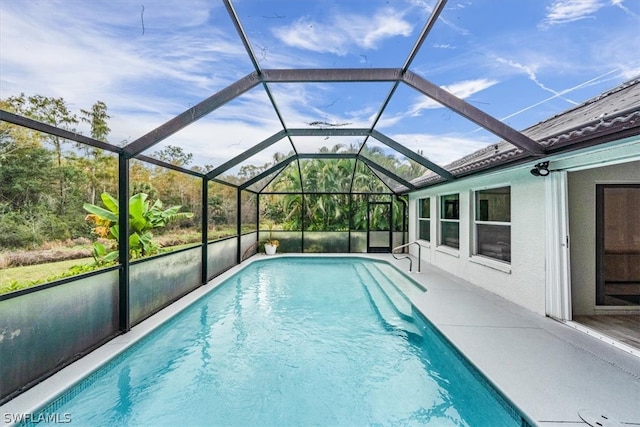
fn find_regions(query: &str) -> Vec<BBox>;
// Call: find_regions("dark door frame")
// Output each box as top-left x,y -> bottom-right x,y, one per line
367,200 -> 392,253
595,183 -> 640,306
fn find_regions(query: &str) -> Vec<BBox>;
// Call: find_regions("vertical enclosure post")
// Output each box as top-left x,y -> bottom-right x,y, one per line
236,188 -> 242,263
301,193 -> 306,253
255,191 -> 260,256
348,194 -> 352,253
118,154 -> 130,332
389,195 -> 394,250
397,196 -> 408,247
201,177 -> 208,284
366,195 -> 370,252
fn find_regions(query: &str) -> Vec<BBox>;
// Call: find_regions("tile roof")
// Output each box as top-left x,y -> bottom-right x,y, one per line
413,78 -> 640,187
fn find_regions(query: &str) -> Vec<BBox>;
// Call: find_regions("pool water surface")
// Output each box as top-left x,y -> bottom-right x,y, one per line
29,257 -> 521,426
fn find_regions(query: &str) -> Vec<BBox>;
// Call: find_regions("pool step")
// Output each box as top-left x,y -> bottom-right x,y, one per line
365,264 -> 413,321
354,264 -> 422,338
371,262 -> 426,300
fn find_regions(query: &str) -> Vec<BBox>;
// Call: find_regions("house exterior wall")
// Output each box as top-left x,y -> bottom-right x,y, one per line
408,137 -> 640,317
567,160 -> 640,315
409,167 -> 547,315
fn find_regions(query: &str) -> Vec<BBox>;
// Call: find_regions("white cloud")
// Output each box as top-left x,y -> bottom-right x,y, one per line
432,43 -> 455,49
0,1 -> 253,144
611,0 -> 638,16
268,83 -> 377,129
390,133 -> 490,165
136,90 -> 287,169
542,0 -> 604,26
152,119 -> 286,170
620,64 -> 640,80
359,12 -> 414,48
272,8 -> 413,55
272,19 -> 349,56
3,0 -> 637,174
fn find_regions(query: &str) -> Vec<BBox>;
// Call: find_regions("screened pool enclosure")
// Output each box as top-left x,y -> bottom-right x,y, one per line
2,0 -> 639,404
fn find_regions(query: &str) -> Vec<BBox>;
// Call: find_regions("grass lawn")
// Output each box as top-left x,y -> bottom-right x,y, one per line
0,257 -> 94,289
0,231 -> 243,296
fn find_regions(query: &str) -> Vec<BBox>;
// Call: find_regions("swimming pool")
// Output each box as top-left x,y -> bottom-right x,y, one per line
26,257 -> 523,426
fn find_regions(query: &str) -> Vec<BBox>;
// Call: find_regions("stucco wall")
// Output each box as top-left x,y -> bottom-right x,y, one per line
409,167 -> 547,315
567,160 -> 640,315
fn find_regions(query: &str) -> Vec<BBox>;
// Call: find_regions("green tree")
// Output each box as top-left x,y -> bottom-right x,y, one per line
153,145 -> 193,166
0,112 -> 57,247
80,101 -> 111,142
4,94 -> 80,215
80,100 -> 114,204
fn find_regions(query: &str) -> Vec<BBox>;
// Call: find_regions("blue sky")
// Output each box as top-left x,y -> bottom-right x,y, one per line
1,0 -> 639,174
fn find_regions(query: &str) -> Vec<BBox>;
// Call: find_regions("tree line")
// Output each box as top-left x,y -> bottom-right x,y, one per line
0,95 -> 208,250
1,94 -> 426,251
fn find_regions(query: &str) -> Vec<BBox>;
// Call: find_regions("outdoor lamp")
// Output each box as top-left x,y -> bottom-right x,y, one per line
530,162 -> 550,177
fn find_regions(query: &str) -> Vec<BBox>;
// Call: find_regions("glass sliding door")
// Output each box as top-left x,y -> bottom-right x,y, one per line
596,184 -> 640,306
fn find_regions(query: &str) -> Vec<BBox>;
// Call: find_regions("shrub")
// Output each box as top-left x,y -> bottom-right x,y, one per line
0,215 -> 41,248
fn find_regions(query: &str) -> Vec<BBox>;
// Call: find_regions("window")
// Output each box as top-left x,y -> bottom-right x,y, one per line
418,198 -> 430,241
474,187 -> 511,262
440,194 -> 459,249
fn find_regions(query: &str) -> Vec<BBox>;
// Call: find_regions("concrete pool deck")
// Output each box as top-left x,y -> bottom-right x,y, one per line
2,253 -> 639,426
376,254 -> 640,426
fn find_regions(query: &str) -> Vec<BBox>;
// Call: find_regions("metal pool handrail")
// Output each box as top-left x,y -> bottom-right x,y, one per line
392,241 -> 423,273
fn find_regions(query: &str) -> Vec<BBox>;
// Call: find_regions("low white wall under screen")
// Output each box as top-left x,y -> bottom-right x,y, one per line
409,167 -> 547,315
0,269 -> 119,403
208,238 -> 239,280
240,232 -> 258,260
129,247 -> 202,325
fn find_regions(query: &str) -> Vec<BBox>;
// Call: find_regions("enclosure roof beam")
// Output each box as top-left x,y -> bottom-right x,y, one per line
222,0 -> 261,73
287,128 -> 371,137
123,72 -> 261,157
0,110 -> 122,154
239,151 -> 414,192
358,156 -> 416,191
208,177 -> 239,188
364,0 -> 449,141
402,71 -> 546,156
222,0 -> 296,158
206,130 -> 287,180
260,68 -> 401,83
370,130 -> 455,180
297,153 -> 413,191
287,127 -> 453,181
135,154 -> 204,178
133,154 -> 234,186
401,0 -> 448,71
297,153 -> 357,159
239,155 -> 297,190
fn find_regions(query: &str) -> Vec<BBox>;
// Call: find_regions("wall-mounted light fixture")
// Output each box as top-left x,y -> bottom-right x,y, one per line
530,161 -> 550,177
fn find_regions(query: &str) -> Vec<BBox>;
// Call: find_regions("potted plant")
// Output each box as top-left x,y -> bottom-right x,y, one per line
263,220 -> 279,255
264,239 -> 279,255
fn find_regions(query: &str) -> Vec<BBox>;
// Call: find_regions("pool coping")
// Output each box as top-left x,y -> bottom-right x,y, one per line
380,254 -> 640,427
2,254 -> 640,426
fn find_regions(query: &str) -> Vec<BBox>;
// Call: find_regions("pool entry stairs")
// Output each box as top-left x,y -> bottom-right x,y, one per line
354,262 -> 424,339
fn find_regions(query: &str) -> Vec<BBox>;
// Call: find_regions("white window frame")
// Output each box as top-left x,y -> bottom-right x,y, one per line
417,197 -> 430,242
439,193 -> 460,250
472,185 -> 511,264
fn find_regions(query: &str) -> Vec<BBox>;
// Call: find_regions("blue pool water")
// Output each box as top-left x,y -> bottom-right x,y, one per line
30,257 -> 521,426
